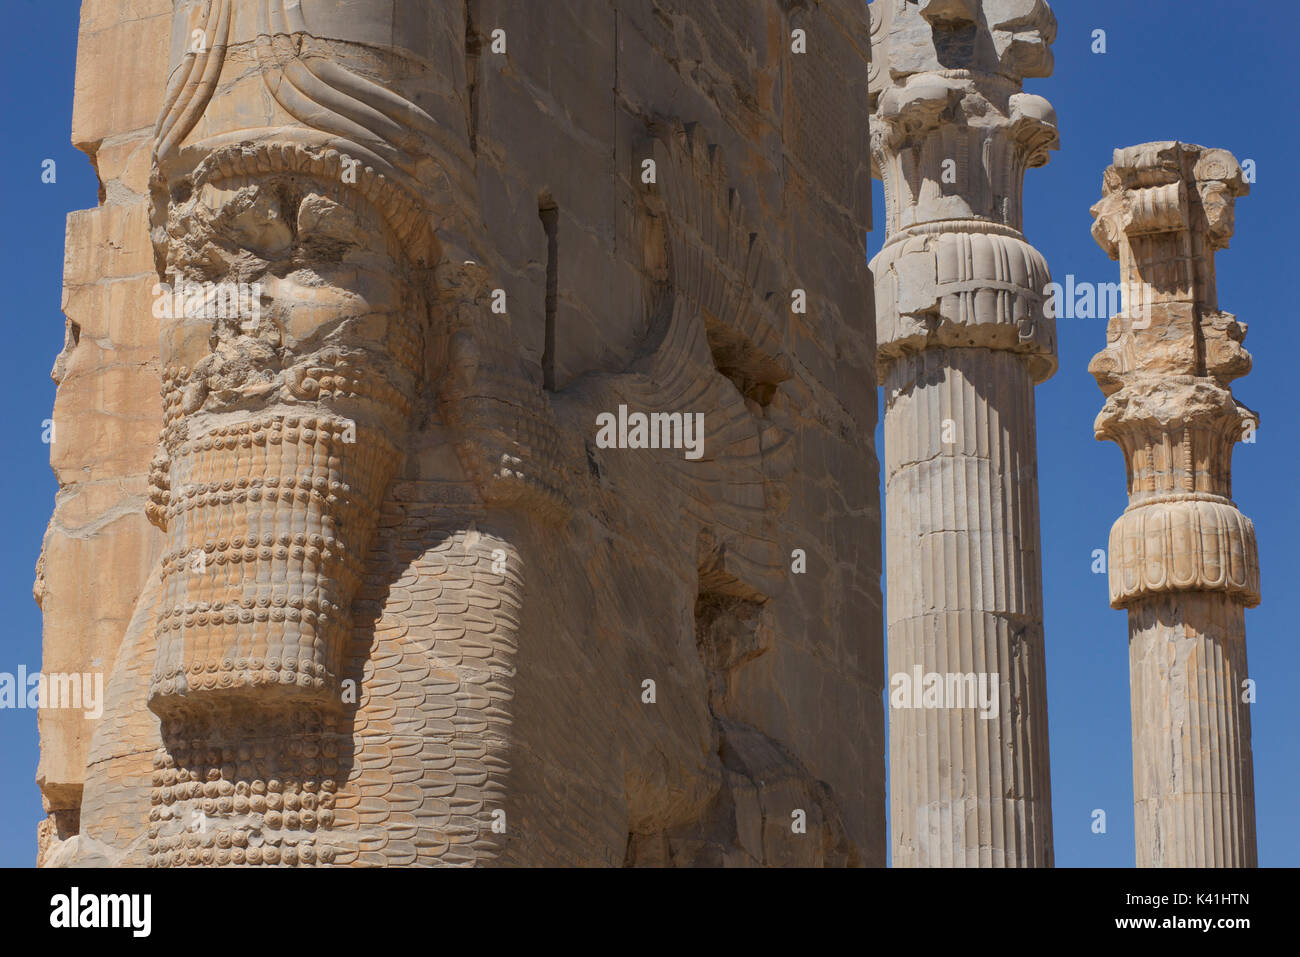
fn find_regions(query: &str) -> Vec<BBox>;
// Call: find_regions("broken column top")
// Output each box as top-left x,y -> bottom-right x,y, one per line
869,0 -> 1057,88
869,0 -> 1059,234
1090,143 -> 1258,598
1089,142 -> 1252,396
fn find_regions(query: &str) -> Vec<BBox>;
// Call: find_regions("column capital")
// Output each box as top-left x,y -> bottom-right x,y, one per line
869,0 -> 1059,234
1089,143 -> 1249,340
869,0 -> 1059,381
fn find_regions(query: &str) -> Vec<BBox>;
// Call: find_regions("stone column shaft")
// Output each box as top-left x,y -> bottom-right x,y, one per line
1129,596 -> 1256,867
884,348 -> 1052,866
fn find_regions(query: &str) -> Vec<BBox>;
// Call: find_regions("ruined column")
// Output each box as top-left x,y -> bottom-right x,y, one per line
1089,142 -> 1259,867
869,0 -> 1058,866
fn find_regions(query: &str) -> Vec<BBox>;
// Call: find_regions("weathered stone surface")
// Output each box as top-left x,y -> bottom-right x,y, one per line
38,0 -> 882,867
1090,141 -> 1259,868
869,0 -> 1058,867
34,0 -> 174,866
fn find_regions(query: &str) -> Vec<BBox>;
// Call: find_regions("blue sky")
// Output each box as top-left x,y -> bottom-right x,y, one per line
0,1 -> 1296,867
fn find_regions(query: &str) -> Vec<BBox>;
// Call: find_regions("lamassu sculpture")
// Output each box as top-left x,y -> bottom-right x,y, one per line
38,0 -> 883,867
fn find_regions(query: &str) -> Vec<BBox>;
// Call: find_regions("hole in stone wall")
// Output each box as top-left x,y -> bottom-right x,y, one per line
539,196 -> 558,391
465,0 -> 482,154
704,316 -> 788,409
929,19 -> 978,69
702,265 -> 789,407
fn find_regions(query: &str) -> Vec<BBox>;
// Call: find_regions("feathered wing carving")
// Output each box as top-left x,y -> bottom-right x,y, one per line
340,510 -> 518,866
614,124 -> 854,864
628,122 -> 796,598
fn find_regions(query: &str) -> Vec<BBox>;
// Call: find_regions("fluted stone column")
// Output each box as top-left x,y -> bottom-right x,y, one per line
869,0 -> 1058,867
1090,142 -> 1259,867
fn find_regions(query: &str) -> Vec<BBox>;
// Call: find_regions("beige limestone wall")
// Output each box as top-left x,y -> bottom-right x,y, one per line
35,0 -> 173,852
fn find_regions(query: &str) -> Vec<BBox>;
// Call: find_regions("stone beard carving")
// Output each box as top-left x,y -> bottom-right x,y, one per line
1090,142 -> 1259,868
150,158 -> 418,713
146,152 -> 426,866
47,0 -> 861,867
869,0 -> 1058,866
137,0 -> 568,867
